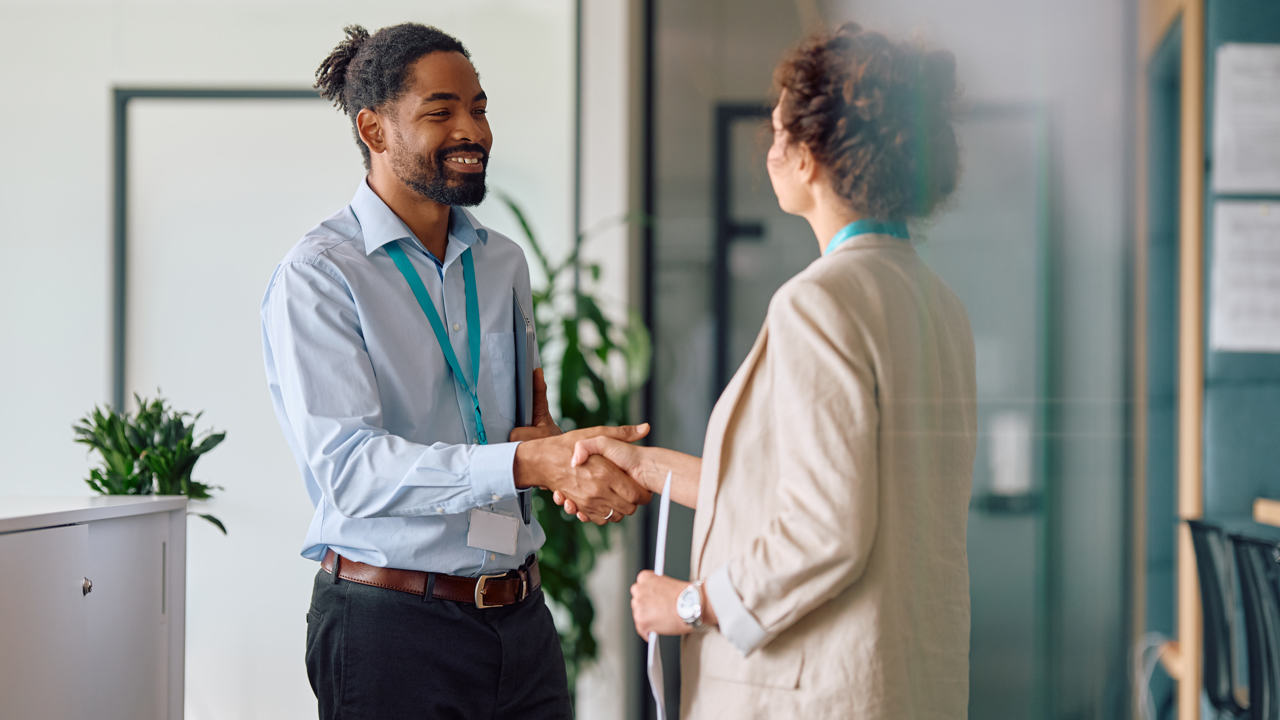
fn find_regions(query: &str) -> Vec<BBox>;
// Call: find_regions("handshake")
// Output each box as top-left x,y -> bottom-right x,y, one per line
508,369 -> 654,525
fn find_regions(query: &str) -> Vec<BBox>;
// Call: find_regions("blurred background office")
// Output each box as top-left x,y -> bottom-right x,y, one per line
1,0 -> 1278,719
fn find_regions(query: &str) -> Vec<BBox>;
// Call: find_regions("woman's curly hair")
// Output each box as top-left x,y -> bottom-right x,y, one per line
774,22 -> 960,220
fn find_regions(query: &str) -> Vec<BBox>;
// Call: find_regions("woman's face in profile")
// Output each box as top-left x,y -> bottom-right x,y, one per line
766,98 -> 808,216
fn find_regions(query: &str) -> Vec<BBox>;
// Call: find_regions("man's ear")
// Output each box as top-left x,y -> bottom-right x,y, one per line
356,108 -> 388,157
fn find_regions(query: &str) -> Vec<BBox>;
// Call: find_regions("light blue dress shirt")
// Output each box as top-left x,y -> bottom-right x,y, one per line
261,179 -> 544,576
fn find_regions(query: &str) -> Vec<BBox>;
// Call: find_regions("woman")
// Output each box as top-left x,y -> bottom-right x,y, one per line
565,23 -> 975,719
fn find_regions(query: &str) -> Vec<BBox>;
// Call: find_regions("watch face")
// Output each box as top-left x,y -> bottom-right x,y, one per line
676,584 -> 701,622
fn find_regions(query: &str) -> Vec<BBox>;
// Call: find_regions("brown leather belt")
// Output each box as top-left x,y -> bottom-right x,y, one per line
321,548 -> 540,608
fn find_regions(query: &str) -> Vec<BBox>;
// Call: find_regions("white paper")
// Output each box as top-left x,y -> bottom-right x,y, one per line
647,472 -> 673,720
1213,43 -> 1280,194
1210,201 -> 1280,352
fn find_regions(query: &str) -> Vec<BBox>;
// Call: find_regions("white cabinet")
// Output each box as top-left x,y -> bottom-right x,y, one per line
0,496 -> 186,720
0,523 -> 89,719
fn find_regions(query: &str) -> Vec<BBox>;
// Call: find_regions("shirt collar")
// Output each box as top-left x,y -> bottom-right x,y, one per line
350,178 -> 489,260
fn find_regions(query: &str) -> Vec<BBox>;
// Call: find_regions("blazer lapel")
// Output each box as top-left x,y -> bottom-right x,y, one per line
690,324 -> 769,577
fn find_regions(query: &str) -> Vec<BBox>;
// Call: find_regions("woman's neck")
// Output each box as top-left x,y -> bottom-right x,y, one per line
806,196 -> 863,255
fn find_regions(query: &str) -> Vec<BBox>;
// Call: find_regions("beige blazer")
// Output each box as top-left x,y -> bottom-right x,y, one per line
680,233 -> 977,719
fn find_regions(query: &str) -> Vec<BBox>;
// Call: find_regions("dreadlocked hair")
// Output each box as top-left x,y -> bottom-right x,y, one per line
315,25 -> 368,113
314,22 -> 471,170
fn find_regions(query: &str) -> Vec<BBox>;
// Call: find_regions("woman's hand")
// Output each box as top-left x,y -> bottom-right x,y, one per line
631,571 -> 696,638
555,429 -> 655,521
513,424 -> 652,524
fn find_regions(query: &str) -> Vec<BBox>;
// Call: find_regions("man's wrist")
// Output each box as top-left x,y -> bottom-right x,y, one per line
513,438 -> 557,491
513,440 -> 536,489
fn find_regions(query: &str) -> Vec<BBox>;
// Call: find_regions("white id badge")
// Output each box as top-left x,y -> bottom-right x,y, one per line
467,508 -> 519,556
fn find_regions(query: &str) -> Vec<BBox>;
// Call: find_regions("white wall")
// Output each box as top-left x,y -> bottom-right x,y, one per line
127,99 -> 363,719
575,0 -> 640,717
0,2 -> 578,718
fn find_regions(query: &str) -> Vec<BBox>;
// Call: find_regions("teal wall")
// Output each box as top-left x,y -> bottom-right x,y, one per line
1202,0 -> 1280,521
1145,3 -> 1280,717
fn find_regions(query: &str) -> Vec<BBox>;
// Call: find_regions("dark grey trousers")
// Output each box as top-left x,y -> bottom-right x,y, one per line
305,568 -> 573,719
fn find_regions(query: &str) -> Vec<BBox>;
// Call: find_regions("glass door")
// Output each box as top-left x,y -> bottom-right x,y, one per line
711,101 -> 1053,720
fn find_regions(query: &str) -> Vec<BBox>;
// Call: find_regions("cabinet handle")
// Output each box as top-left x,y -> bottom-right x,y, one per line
82,577 -> 93,596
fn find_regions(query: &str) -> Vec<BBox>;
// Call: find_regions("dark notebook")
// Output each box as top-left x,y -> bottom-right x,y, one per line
514,289 -> 535,524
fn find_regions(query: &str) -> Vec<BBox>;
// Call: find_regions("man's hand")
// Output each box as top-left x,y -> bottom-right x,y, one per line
508,368 -> 562,442
513,424 -> 652,524
556,435 -> 655,521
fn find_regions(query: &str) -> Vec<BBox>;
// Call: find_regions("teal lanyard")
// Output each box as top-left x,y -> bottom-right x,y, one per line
384,242 -> 488,445
824,219 -> 910,256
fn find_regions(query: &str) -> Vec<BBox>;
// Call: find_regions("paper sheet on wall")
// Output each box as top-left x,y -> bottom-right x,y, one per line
647,472 -> 673,720
1213,43 -> 1280,194
1210,201 -> 1280,352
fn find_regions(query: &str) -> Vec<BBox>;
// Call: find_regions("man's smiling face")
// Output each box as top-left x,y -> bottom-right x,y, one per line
386,51 -> 491,207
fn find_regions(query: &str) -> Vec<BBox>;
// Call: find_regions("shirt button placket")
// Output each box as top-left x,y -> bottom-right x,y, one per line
442,271 -> 476,442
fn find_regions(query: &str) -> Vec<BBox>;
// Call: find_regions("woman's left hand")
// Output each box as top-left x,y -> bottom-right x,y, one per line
631,570 -> 695,638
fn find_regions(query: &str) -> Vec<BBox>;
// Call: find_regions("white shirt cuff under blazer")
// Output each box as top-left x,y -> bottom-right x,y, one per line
705,565 -> 770,655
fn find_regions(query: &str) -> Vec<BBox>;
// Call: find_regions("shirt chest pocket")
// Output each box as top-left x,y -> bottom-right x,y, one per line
485,332 -> 517,422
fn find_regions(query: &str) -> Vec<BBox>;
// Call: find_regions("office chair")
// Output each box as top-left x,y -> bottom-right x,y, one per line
1190,520 -> 1248,717
1231,534 -> 1280,720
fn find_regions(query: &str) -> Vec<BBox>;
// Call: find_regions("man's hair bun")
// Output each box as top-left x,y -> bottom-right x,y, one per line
315,25 -> 370,113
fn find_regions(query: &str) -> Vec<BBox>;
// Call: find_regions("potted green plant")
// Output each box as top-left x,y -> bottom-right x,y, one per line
74,393 -> 227,533
499,194 -> 651,692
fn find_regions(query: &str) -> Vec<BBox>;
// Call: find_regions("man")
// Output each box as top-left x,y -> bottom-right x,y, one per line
261,23 -> 649,719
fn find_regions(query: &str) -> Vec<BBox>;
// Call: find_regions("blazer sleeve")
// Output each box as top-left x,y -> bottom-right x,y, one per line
720,278 -> 880,651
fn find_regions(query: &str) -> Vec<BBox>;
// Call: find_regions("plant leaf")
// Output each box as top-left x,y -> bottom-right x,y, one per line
191,513 -> 227,535
492,193 -> 653,690
194,432 -> 226,455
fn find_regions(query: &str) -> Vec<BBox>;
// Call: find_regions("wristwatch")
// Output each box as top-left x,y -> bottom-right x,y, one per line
676,580 -> 708,631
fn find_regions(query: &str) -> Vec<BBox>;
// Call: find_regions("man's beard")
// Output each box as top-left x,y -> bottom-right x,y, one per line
391,137 -> 489,207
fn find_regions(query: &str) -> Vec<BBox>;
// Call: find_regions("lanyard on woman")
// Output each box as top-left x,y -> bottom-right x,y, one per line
385,242 -> 488,445
824,219 -> 910,256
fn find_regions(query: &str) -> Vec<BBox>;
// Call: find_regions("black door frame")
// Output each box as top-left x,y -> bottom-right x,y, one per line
711,102 -> 771,398
111,87 -> 323,410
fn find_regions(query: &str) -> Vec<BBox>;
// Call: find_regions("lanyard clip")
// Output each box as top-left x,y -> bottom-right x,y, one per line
473,405 -> 488,445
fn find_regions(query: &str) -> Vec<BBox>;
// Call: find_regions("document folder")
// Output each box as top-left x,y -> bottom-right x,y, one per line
647,472 -> 673,720
514,290 -> 535,523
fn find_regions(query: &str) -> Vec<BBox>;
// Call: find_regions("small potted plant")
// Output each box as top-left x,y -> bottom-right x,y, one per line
74,393 -> 227,533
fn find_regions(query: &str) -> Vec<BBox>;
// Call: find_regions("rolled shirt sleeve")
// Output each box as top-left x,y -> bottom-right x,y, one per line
265,258 -> 519,519
705,564 -> 770,655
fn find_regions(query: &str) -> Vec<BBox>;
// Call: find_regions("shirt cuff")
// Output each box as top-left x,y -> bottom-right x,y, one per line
468,441 -> 521,505
705,565 -> 769,656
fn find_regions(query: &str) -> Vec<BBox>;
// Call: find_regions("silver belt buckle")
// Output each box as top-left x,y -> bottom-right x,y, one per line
474,573 -> 504,609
